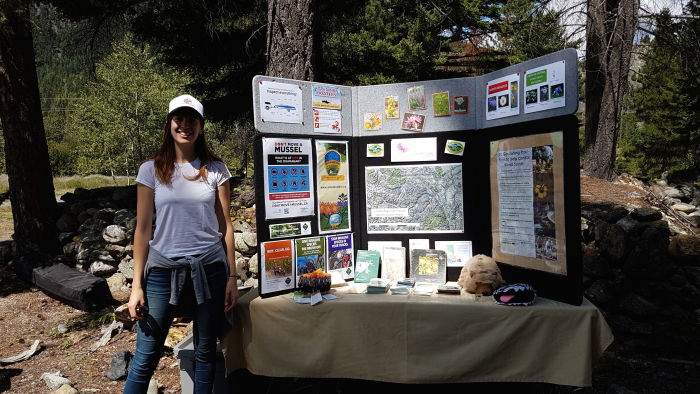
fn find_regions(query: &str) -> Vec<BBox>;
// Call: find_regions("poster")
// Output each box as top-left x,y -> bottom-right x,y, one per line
258,81 -> 303,124
453,95 -> 469,114
354,250 -> 380,283
432,92 -> 450,117
409,239 -> 430,256
485,73 -> 519,121
409,249 -> 447,283
364,113 -> 382,131
316,140 -> 352,234
313,108 -> 342,134
311,84 -> 342,109
366,143 -> 385,157
262,138 -> 314,219
407,85 -> 426,110
490,132 -> 566,275
365,164 -> 464,233
444,140 -> 465,156
390,137 -> 437,162
260,240 -> 295,294
269,221 -> 312,239
295,236 -> 326,285
367,240 -> 403,263
326,233 -> 354,280
381,246 -> 406,282
434,240 -> 472,267
524,61 -> 566,113
401,113 -> 425,132
384,96 -> 399,119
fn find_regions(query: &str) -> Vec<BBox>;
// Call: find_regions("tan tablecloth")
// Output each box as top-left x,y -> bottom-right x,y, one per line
222,287 -> 613,387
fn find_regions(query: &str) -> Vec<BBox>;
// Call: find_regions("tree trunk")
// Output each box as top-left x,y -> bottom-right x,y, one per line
0,0 -> 61,256
266,0 -> 318,80
583,0 -> 640,180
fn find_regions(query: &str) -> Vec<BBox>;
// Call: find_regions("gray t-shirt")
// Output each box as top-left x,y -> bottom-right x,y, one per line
136,158 -> 232,258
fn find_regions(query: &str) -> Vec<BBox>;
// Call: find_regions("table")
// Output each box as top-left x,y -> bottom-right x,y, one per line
221,286 -> 613,387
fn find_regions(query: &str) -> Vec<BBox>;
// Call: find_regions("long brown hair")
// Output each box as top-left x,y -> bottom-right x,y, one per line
153,112 -> 222,185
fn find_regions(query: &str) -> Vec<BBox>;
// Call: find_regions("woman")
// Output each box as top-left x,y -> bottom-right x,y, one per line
124,94 -> 238,393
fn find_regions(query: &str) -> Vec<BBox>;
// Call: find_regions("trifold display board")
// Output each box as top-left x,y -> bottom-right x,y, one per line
252,49 -> 582,305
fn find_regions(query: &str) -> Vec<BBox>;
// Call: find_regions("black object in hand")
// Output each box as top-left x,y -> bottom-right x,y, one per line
135,305 -> 149,317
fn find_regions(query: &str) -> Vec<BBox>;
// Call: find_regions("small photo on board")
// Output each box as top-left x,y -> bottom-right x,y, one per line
539,85 -> 549,102
401,112 -> 425,132
364,112 -> 382,130
510,81 -> 518,108
407,85 -> 426,111
487,96 -> 498,112
498,94 -> 509,108
453,95 -> 468,114
526,89 -> 538,104
384,96 -> 399,119
366,143 -> 385,157
432,92 -> 450,117
550,83 -> 564,99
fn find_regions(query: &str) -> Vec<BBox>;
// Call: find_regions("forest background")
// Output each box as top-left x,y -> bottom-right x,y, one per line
1,0 -> 697,185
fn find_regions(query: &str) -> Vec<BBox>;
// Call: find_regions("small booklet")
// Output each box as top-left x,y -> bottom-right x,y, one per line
437,281 -> 462,294
409,249 -> 447,284
355,250 -> 381,283
413,282 -> 437,296
367,277 -> 391,293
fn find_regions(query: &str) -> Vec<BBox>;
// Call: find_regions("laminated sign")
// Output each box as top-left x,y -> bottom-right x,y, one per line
263,138 -> 315,219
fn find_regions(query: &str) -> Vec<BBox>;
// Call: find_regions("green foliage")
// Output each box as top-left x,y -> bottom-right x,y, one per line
618,10 -> 699,179
67,34 -> 190,176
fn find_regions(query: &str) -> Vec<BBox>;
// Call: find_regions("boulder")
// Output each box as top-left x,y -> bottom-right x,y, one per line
616,293 -> 659,317
671,203 -> 697,213
584,279 -> 616,306
78,218 -> 109,235
52,384 -> 78,394
239,189 -> 256,207
664,188 -> 683,199
105,350 -> 132,381
58,232 -> 75,244
669,235 -> 700,260
582,255 -> 613,279
113,209 -> 136,226
107,273 -> 128,294
103,225 -> 129,244
89,261 -> 118,277
40,372 -> 72,390
94,208 -> 116,222
235,232 -> 257,254
118,257 -> 134,280
233,219 -> 253,233
248,253 -> 258,274
630,207 -> 662,222
610,314 -> 653,335
601,224 -> 627,260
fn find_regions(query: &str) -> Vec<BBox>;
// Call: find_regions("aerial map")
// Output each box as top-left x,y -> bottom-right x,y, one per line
365,163 -> 464,233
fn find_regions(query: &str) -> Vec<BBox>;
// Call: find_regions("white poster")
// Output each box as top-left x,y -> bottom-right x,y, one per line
313,108 -> 342,134
409,239 -> 430,256
390,137 -> 437,162
496,148 -> 536,257
312,84 -> 342,109
485,73 -> 520,121
524,61 -> 566,114
367,241 -> 402,263
263,138 -> 314,219
434,241 -> 473,267
258,81 -> 303,124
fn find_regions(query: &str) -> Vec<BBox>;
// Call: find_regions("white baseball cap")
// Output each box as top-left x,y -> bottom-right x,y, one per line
168,94 -> 204,119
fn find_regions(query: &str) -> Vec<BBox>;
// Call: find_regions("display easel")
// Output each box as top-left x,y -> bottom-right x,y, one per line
252,49 -> 582,305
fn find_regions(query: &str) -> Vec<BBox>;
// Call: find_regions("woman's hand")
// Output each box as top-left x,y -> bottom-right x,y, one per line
224,277 -> 239,312
127,287 -> 146,320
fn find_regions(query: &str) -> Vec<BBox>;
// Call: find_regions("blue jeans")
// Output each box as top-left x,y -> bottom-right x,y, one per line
123,261 -> 226,394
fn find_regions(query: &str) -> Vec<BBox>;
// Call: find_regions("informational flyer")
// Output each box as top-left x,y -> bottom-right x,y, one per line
260,240 -> 295,295
326,233 -> 354,280
381,246 -> 406,282
262,138 -> 314,219
490,132 -> 566,275
524,61 -> 565,114
269,221 -> 312,239
434,240 -> 472,267
313,108 -> 342,134
295,236 -> 326,285
485,73 -> 520,121
367,240 -> 402,263
365,164 -> 464,233
390,137 -> 437,162
258,81 -> 303,124
409,239 -> 430,257
311,84 -> 342,109
316,140 -> 351,234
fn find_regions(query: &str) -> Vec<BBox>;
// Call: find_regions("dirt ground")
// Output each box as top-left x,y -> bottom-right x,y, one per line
1,174 -> 699,393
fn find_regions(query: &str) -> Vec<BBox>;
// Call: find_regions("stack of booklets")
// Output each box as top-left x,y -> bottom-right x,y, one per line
413,282 -> 437,296
390,278 -> 415,295
366,278 -> 391,294
437,281 -> 461,294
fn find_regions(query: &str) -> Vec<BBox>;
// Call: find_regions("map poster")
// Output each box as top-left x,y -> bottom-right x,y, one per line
326,233 -> 354,280
365,163 -> 464,233
269,221 -> 312,239
263,138 -> 314,219
295,236 -> 326,285
485,73 -> 520,121
434,240 -> 473,267
260,240 -> 295,295
524,61 -> 565,114
490,131 -> 567,275
313,108 -> 342,134
316,140 -> 352,234
258,80 -> 303,124
311,84 -> 342,109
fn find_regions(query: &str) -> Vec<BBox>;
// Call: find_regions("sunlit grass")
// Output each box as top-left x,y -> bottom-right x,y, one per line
0,174 -> 133,198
